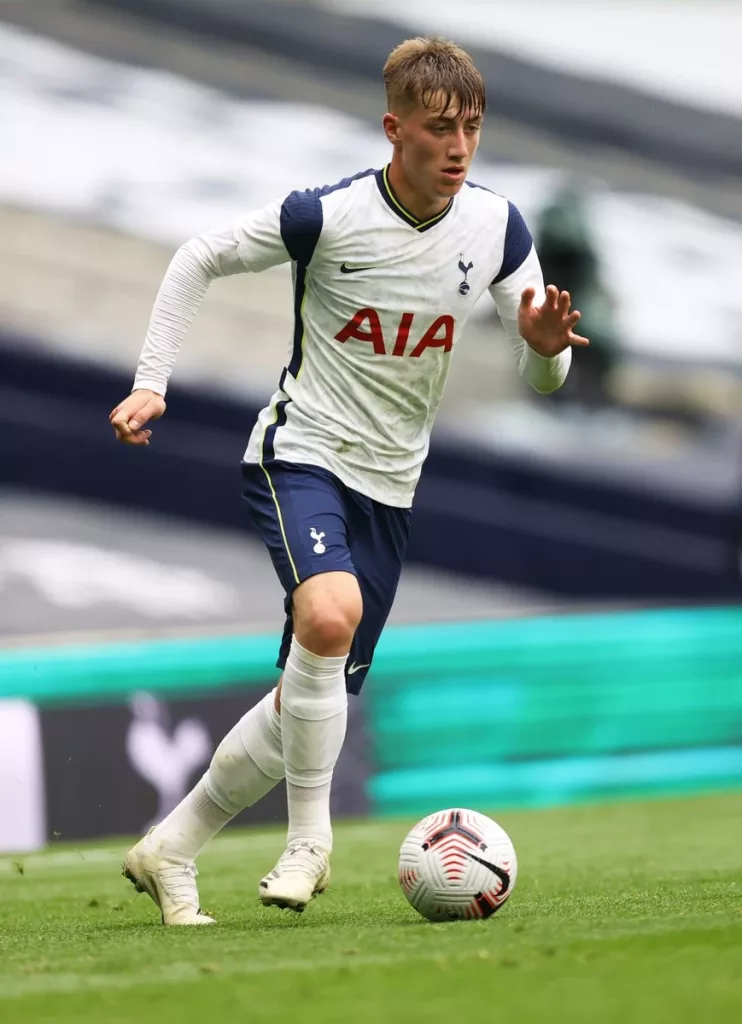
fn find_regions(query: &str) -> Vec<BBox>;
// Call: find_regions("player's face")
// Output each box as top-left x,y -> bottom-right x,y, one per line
389,93 -> 482,201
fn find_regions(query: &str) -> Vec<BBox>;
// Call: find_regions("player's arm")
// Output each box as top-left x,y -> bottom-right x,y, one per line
110,199 -> 291,445
488,202 -> 588,395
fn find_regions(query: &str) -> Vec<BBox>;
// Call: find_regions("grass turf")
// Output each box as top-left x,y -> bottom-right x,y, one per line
0,792 -> 740,1023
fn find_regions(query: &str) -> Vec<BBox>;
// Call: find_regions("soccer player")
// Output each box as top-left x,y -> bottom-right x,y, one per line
111,37 -> 587,925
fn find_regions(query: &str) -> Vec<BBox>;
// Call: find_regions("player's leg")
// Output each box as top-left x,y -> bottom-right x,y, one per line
123,688 -> 285,925
122,461 -> 322,924
284,570 -> 361,849
259,478 -> 409,912
259,569 -> 361,910
234,459 -> 363,910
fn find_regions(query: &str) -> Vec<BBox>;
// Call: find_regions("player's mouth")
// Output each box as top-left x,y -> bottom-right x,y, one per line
441,166 -> 466,183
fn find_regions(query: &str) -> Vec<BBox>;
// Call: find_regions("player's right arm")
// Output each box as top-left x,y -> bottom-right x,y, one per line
110,198 -> 293,445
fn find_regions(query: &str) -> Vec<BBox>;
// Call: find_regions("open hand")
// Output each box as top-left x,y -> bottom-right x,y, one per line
518,285 -> 589,358
109,389 -> 166,446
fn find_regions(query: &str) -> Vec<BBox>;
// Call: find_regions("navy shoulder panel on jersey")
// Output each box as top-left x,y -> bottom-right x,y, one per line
279,190 -> 322,269
280,168 -> 376,268
318,167 -> 377,198
492,201 -> 533,284
465,180 -> 496,194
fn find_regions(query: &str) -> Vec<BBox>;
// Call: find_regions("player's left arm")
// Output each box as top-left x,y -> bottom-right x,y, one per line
488,203 -> 589,394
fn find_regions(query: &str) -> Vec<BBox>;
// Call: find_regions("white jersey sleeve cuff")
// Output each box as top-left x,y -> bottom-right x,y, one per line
130,378 -> 168,397
490,245 -> 572,395
519,344 -> 572,393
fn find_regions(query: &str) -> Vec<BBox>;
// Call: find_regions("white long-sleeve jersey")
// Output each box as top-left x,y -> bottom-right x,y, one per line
133,166 -> 570,507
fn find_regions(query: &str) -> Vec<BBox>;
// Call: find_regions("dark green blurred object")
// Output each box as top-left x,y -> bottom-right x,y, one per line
536,183 -> 619,407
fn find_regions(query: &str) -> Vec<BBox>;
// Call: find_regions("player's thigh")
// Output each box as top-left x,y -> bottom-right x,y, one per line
242,460 -> 365,674
241,459 -> 356,595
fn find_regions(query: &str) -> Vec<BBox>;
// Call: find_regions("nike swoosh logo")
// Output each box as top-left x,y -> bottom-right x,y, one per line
347,661 -> 370,675
340,263 -> 374,274
466,851 -> 511,894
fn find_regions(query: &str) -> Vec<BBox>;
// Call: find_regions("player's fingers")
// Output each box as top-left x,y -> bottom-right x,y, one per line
569,332 -> 590,347
118,428 -> 151,446
110,390 -> 162,425
558,290 -> 571,314
544,285 -> 559,309
565,310 -> 581,327
110,400 -> 143,431
520,286 -> 536,310
110,404 -> 128,423
112,415 -> 150,440
111,414 -> 133,437
128,398 -> 161,432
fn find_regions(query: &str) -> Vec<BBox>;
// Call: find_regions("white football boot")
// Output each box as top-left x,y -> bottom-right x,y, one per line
259,840 -> 331,912
122,829 -> 216,926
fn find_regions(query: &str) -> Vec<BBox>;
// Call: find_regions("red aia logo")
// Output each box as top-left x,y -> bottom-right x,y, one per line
334,308 -> 454,357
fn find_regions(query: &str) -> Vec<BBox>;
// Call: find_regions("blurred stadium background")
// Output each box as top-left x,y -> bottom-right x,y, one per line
2,0 -> 742,853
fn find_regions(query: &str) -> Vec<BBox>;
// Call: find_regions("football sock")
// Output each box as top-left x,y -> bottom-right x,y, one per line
154,690 -> 284,861
152,778 -> 231,862
280,637 -> 348,852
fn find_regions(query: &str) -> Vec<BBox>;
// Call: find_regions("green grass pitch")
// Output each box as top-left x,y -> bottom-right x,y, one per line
1,792 -> 740,1023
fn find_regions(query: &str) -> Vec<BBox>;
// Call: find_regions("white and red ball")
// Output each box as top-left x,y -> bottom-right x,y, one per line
399,808 -> 517,921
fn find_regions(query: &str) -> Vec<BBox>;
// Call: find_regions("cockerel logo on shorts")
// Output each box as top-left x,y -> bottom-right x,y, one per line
309,528 -> 326,554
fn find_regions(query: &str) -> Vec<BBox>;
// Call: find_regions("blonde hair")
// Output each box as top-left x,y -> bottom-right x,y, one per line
383,36 -> 486,117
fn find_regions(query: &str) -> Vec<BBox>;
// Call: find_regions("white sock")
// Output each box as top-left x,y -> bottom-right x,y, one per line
153,690 -> 284,861
286,782 -> 336,851
280,637 -> 348,852
204,689 -> 284,814
153,778 -> 232,862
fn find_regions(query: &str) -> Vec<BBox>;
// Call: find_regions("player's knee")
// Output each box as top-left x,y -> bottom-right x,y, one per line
292,572 -> 362,656
296,605 -> 358,655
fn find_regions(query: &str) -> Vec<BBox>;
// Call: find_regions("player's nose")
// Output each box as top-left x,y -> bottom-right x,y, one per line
447,127 -> 468,158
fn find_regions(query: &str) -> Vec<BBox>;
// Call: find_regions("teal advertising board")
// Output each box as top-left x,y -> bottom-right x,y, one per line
2,607 -> 742,817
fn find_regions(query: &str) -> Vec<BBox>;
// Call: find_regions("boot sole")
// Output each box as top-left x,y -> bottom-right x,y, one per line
259,881 -> 328,913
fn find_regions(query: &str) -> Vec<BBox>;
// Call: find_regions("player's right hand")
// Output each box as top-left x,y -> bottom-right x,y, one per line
109,389 -> 166,446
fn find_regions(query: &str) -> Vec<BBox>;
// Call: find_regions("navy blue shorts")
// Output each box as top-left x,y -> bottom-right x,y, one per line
241,460 -> 411,693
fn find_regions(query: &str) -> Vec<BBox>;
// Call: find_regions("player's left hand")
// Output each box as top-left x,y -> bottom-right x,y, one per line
518,285 -> 590,357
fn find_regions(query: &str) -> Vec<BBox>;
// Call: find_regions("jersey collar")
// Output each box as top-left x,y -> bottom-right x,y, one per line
375,166 -> 454,232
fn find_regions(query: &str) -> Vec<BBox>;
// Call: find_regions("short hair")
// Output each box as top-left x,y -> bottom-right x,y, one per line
383,37 -> 486,118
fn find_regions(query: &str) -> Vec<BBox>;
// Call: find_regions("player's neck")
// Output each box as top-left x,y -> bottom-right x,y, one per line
386,160 -> 450,223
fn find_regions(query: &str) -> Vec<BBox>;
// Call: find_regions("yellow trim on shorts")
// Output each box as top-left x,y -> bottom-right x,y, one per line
259,406 -> 300,586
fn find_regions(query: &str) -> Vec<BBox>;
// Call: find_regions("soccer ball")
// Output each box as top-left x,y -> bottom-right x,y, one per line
398,808 -> 517,921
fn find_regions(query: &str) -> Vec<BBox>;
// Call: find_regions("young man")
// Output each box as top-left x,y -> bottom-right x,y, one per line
111,37 -> 587,925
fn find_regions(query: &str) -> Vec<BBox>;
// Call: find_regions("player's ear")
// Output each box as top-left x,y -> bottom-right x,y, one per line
383,112 -> 401,145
